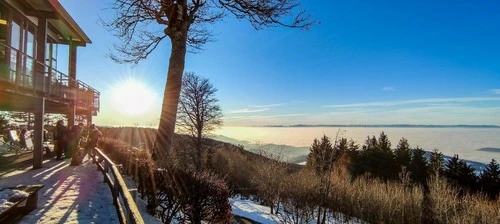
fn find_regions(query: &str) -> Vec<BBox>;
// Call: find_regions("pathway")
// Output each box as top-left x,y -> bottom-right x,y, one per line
0,156 -> 119,223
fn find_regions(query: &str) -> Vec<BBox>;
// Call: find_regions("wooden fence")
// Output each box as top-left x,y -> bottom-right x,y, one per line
91,148 -> 145,224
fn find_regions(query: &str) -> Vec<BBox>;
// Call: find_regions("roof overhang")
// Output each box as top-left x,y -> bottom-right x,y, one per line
16,0 -> 91,46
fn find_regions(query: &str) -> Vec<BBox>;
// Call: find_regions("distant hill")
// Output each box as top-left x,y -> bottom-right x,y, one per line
264,124 -> 500,128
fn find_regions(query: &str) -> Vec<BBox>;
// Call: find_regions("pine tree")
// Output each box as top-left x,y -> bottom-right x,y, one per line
306,135 -> 335,175
362,135 -> 378,151
409,147 -> 428,186
479,159 -> 500,199
444,155 -> 462,186
458,161 -> 477,194
445,154 -> 477,195
428,149 -> 445,178
378,131 -> 391,152
356,132 -> 397,181
394,138 -> 411,173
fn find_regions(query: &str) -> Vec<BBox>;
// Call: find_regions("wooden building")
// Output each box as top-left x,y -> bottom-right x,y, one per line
0,0 -> 99,168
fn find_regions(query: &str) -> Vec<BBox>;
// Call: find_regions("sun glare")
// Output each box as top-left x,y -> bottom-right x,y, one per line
111,79 -> 156,115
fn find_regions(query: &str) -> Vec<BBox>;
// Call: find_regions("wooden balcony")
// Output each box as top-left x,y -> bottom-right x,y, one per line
0,42 -> 99,116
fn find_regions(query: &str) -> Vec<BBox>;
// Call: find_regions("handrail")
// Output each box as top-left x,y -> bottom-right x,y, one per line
0,41 -> 100,112
90,148 -> 145,224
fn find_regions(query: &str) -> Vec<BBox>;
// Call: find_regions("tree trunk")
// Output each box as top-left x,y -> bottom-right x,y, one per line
316,206 -> 322,224
196,129 -> 202,171
153,37 -> 187,163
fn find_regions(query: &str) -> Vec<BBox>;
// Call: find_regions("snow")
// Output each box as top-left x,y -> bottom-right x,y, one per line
0,157 -> 159,223
230,198 -> 280,223
230,197 -> 365,224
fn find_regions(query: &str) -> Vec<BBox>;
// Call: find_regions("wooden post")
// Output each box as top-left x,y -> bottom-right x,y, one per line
87,112 -> 92,125
103,162 -> 108,182
33,97 -> 45,169
127,189 -> 138,224
68,43 -> 77,127
129,189 -> 138,203
35,18 -> 47,92
134,159 -> 139,184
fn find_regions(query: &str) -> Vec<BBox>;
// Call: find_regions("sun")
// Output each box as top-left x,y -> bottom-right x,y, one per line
111,79 -> 156,115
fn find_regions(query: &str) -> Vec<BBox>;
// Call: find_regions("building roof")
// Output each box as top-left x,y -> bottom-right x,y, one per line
19,0 -> 92,46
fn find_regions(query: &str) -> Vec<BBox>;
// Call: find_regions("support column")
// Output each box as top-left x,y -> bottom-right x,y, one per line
68,43 -> 77,127
67,108 -> 75,127
33,97 -> 45,169
35,18 -> 47,92
87,112 -> 92,125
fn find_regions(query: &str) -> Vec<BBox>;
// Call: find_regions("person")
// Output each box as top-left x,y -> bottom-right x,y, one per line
69,123 -> 84,166
19,128 -> 27,150
54,120 -> 67,160
82,124 -> 101,163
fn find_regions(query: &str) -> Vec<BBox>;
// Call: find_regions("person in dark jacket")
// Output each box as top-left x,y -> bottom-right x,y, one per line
54,120 -> 67,160
69,123 -> 84,165
82,124 -> 102,162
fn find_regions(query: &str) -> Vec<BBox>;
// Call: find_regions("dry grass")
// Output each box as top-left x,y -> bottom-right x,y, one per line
324,168 -> 499,224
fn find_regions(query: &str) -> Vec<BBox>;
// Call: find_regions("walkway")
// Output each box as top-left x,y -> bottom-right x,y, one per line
0,156 -> 118,223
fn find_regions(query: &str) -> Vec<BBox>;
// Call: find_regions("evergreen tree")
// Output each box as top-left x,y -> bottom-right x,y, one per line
378,131 -> 391,152
458,161 -> 477,193
479,159 -> 500,199
355,132 -> 397,181
394,138 -> 411,173
306,135 -> 335,175
347,139 -> 359,152
428,149 -> 444,178
362,135 -> 378,151
444,154 -> 477,195
444,154 -> 462,186
409,147 -> 428,186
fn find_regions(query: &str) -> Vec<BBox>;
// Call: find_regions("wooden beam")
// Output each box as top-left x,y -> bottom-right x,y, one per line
25,10 -> 58,19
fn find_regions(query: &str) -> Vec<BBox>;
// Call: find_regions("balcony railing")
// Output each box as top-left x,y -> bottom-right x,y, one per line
0,41 -> 99,113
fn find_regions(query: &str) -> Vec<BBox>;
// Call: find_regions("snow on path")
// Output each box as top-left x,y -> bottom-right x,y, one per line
0,158 -> 118,223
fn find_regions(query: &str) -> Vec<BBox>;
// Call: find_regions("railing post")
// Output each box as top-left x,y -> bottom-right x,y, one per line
134,159 -> 139,184
103,162 -> 108,183
116,164 -> 123,174
129,189 -> 138,203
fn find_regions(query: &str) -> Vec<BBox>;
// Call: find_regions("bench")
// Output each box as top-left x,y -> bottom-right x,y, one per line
0,184 -> 44,223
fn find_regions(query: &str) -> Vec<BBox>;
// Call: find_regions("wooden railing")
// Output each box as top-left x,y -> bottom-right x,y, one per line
0,41 -> 100,112
90,148 -> 145,224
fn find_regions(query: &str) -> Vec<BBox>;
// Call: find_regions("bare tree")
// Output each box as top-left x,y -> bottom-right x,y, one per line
176,72 -> 222,170
103,0 -> 315,161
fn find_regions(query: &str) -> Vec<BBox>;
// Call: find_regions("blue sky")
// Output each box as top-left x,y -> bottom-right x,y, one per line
59,0 -> 500,126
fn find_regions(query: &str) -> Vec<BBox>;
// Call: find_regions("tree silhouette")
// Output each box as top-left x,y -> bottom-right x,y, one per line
428,149 -> 444,178
104,0 -> 314,161
307,135 -> 335,175
409,147 -> 428,186
479,159 -> 500,199
444,154 -> 477,195
394,138 -> 411,174
176,72 -> 222,171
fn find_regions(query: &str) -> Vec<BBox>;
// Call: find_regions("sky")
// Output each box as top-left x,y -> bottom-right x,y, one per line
58,0 -> 500,126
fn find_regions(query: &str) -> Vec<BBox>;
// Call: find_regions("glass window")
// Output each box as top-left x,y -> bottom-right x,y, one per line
11,21 -> 21,50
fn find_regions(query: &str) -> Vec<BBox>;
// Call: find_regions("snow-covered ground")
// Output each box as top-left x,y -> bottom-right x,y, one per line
230,198 -> 280,223
230,197 -> 364,224
0,157 -> 159,223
